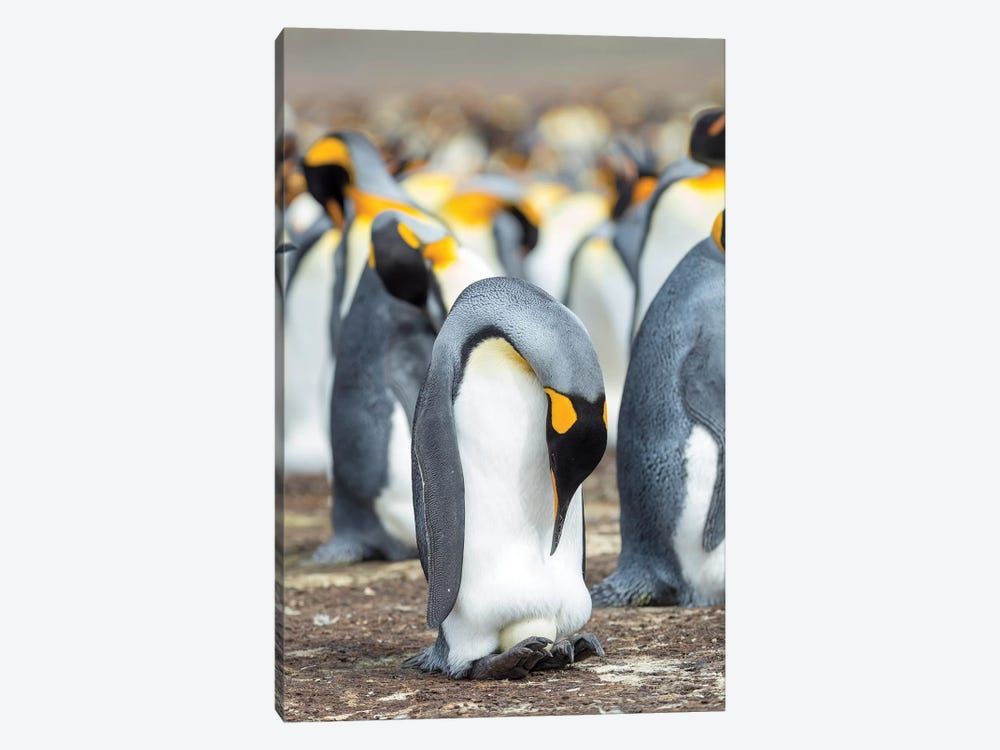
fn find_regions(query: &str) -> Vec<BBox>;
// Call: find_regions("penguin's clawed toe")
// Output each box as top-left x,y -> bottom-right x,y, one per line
468,637 -> 552,680
531,639 -> 575,671
570,632 -> 605,663
532,633 -> 605,671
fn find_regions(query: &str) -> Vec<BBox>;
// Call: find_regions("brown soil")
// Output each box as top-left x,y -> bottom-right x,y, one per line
276,457 -> 725,721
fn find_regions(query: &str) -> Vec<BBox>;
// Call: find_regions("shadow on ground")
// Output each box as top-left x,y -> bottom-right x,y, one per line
277,456 -> 725,721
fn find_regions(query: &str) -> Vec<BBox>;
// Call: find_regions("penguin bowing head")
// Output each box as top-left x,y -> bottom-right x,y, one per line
302,131 -> 408,229
542,385 -> 607,555
405,277 -> 608,680
369,209 -> 495,315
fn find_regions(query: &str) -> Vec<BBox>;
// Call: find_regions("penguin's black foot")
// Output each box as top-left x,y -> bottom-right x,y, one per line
309,535 -> 370,565
468,637 -> 551,680
591,570 -> 677,607
532,632 -> 605,671
531,639 -> 574,671
590,572 -> 637,607
569,632 -> 605,663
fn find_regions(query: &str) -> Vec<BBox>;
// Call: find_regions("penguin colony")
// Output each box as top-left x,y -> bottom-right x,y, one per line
276,105 -> 725,680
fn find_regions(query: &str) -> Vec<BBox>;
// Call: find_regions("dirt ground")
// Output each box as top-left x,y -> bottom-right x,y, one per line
276,457 -> 725,721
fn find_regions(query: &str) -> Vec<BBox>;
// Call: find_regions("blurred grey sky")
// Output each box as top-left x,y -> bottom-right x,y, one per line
279,28 -> 724,108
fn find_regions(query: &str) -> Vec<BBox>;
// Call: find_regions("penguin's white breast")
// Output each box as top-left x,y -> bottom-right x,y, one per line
340,217 -> 374,319
674,424 -> 725,605
373,398 -> 418,548
434,248 -> 494,311
450,221 -> 504,276
286,191 -> 324,235
446,339 -> 590,640
282,229 -> 339,475
636,183 -> 724,330
567,236 -> 632,446
525,193 -> 609,299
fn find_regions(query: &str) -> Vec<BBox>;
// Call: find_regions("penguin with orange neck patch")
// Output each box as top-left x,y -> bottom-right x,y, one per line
404,277 -> 607,679
632,108 -> 725,335
300,131 -> 447,348
311,213 -> 491,564
437,175 -> 540,278
592,212 -> 725,608
282,132 -> 442,478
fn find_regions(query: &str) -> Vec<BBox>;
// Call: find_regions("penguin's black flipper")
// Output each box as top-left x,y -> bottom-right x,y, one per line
681,327 -> 726,553
328,219 -> 350,350
410,351 -> 465,629
612,205 -> 647,285
493,210 -> 527,279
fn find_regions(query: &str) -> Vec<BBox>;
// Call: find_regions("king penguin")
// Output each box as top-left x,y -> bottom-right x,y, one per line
437,175 -> 540,278
282,132 -> 440,476
276,126 -> 335,473
563,141 -> 661,448
404,277 -> 608,679
299,131 -> 445,342
591,212 -> 725,608
632,108 -> 725,336
277,129 -> 342,475
312,212 -> 492,563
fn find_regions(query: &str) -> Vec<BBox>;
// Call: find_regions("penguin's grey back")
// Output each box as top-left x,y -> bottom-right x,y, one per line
435,278 -> 605,403
329,266 -> 435,557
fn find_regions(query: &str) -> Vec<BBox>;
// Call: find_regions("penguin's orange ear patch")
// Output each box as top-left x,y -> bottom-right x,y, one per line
397,222 -> 421,249
544,388 -> 577,434
423,235 -> 458,269
631,176 -> 658,206
711,211 -> 725,253
304,137 -> 352,169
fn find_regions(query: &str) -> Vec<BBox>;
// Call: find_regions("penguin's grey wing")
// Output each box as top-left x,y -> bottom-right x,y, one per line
410,352 -> 465,628
385,299 -> 436,427
681,327 -> 726,552
275,242 -> 299,294
613,203 -> 649,284
328,223 -> 350,351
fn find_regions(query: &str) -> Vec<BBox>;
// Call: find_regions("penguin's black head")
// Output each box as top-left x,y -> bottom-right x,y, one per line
689,108 -> 725,167
504,203 -> 541,255
369,212 -> 433,308
599,139 -> 660,219
543,388 -> 608,555
302,134 -> 355,229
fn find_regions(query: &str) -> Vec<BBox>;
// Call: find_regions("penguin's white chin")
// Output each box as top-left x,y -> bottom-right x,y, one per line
498,617 -> 557,652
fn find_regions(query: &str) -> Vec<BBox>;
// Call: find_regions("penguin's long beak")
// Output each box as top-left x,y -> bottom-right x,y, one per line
544,388 -> 608,556
548,465 -> 580,556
